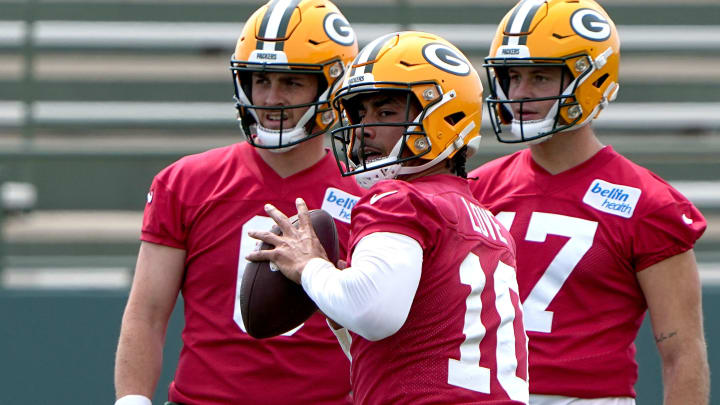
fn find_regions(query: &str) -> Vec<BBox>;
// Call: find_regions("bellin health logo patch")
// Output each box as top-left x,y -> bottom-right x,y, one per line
582,179 -> 641,219
321,187 -> 359,224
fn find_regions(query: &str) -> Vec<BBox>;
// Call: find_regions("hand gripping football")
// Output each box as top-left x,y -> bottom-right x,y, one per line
240,209 -> 340,339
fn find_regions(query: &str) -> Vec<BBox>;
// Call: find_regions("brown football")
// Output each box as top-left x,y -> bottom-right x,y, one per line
240,209 -> 340,339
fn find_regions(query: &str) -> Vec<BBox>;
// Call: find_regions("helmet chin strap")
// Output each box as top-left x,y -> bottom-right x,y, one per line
252,125 -> 307,153
510,116 -> 556,142
353,162 -> 401,189
350,135 -> 407,188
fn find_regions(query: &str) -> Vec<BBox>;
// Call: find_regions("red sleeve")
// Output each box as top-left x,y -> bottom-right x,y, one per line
632,187 -> 706,271
141,174 -> 187,249
349,183 -> 438,254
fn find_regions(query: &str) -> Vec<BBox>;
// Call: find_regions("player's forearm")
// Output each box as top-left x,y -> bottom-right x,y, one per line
114,318 -> 166,399
661,339 -> 709,405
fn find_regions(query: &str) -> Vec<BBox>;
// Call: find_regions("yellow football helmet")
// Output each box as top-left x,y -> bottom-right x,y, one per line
331,31 -> 483,188
484,0 -> 620,143
230,0 -> 358,150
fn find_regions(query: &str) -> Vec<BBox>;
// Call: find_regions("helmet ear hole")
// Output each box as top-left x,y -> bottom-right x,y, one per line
444,111 -> 466,126
593,73 -> 609,88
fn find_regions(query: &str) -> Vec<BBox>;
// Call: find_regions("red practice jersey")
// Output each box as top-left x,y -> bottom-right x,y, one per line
142,142 -> 364,404
469,146 -> 707,398
347,174 -> 528,405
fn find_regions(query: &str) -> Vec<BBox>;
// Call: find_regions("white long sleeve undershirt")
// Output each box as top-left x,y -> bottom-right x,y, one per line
301,232 -> 423,341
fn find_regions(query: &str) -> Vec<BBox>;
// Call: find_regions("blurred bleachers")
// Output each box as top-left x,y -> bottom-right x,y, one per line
1,0 -> 717,272
0,0 -> 718,403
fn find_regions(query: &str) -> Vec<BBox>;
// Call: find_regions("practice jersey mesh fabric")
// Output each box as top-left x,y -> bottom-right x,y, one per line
347,174 -> 529,405
141,142 -> 363,405
469,146 -> 706,398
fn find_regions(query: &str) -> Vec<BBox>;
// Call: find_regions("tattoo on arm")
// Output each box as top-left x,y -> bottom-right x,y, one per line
655,331 -> 678,344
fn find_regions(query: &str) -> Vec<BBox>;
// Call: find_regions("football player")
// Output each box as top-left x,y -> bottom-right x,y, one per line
248,31 -> 530,404
469,0 -> 709,404
113,1 -> 362,404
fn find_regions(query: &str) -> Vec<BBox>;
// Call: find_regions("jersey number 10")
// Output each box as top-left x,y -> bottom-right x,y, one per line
448,252 -> 528,402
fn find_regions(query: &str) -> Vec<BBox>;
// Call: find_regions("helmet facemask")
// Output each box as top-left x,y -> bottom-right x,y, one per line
485,55 -> 596,144
330,87 -> 432,188
231,60 -> 345,152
